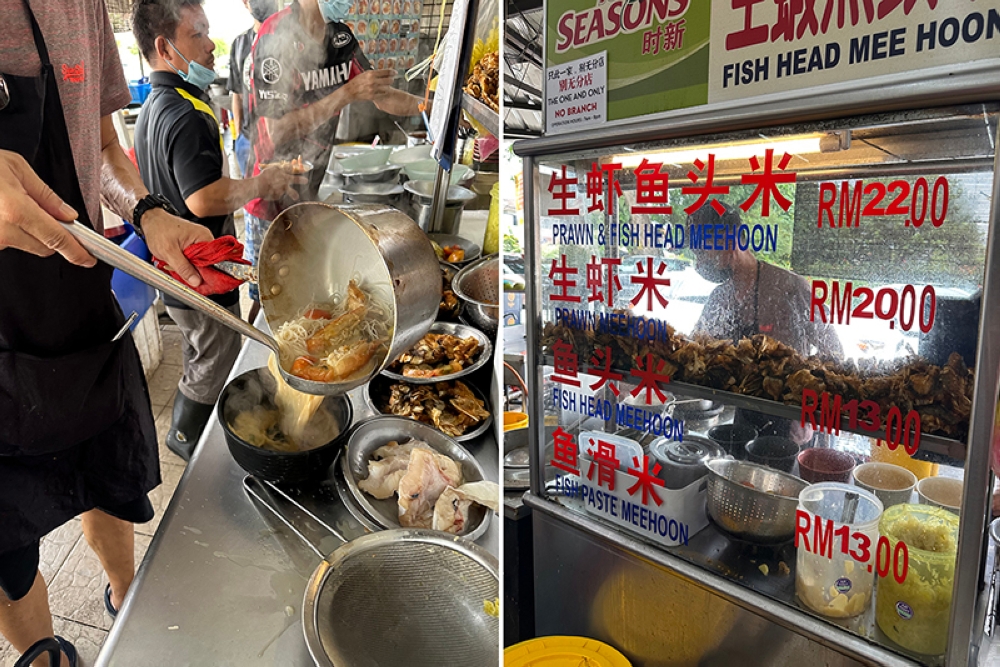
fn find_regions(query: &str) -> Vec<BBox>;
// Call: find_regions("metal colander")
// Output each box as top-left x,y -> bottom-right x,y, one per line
452,254 -> 499,338
244,476 -> 499,667
705,459 -> 808,543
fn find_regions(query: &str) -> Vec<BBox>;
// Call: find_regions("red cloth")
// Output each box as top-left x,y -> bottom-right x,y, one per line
153,236 -> 250,296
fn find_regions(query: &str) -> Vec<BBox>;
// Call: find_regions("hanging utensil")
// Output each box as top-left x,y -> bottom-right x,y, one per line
243,475 -> 499,667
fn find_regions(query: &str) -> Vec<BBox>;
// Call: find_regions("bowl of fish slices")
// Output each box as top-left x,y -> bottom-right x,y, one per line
340,416 -> 498,540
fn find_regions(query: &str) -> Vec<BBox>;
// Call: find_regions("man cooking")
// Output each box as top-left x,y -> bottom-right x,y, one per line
689,201 -> 842,443
0,1 -> 212,664
242,0 -> 426,323
132,0 -> 299,461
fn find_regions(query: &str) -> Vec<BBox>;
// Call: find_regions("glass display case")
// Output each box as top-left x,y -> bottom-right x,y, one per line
521,104 -> 1000,666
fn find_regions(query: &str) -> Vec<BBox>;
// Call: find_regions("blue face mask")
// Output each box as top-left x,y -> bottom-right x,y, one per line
166,39 -> 217,91
318,0 -> 352,23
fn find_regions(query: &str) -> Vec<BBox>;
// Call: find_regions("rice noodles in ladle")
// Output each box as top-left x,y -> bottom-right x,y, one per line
274,279 -> 392,383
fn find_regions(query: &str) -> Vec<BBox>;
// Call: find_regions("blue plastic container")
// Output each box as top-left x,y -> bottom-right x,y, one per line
110,224 -> 155,330
128,80 -> 151,105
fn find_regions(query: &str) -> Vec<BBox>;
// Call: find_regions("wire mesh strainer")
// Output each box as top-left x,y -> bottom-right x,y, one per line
244,475 -> 499,667
705,459 -> 808,543
452,254 -> 499,337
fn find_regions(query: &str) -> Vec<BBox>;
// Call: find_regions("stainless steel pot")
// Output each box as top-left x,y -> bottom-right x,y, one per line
648,435 -> 725,490
66,202 -> 440,396
404,181 -> 476,234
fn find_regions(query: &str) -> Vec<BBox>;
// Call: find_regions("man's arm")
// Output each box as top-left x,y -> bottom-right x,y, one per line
373,88 -> 424,117
99,115 -> 212,286
263,69 -> 398,148
185,167 -> 298,219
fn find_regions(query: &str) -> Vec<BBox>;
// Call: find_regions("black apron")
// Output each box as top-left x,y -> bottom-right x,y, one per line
0,2 -> 158,552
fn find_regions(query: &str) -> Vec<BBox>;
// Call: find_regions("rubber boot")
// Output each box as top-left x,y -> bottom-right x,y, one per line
166,390 -> 215,461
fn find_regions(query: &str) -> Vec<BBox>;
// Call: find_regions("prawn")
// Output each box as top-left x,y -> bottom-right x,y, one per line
306,305 -> 367,355
290,341 -> 386,382
346,280 -> 367,311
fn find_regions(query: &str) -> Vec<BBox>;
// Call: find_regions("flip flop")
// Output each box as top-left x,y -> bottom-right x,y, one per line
13,636 -> 77,667
55,636 -> 79,667
104,583 -> 118,619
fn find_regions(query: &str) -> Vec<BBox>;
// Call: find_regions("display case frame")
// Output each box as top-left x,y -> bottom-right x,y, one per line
515,64 -> 1000,667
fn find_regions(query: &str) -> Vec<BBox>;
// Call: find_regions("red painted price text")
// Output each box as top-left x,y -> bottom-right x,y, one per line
800,389 -> 921,455
795,510 -> 910,583
816,177 -> 949,229
810,280 -> 936,333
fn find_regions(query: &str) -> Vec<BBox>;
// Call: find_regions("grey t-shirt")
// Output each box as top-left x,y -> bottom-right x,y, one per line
0,0 -> 132,233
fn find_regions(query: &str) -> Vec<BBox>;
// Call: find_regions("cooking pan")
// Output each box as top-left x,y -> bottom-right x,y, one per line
66,202 -> 441,395
243,475 -> 498,667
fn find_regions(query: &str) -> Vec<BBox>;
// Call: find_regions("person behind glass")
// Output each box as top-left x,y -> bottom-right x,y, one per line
228,0 -> 277,179
0,1 -> 214,663
242,0 -> 426,324
689,200 -> 842,444
132,0 -> 300,461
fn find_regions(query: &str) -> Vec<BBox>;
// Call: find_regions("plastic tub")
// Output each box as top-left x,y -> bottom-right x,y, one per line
503,411 -> 529,432
745,436 -> 798,472
916,476 -> 962,515
707,423 -> 757,460
875,504 -> 959,656
797,448 -> 856,484
795,483 -> 882,618
853,462 -> 916,508
505,636 -> 631,667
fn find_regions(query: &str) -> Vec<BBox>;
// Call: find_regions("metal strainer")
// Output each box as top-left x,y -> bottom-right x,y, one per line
243,476 -> 499,667
705,459 -> 808,543
452,254 -> 499,338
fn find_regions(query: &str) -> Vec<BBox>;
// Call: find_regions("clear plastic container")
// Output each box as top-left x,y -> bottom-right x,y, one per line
875,503 -> 959,656
796,483 -> 883,618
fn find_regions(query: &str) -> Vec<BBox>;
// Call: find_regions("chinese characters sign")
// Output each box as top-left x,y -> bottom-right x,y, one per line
546,52 -> 608,133
545,0 -> 998,132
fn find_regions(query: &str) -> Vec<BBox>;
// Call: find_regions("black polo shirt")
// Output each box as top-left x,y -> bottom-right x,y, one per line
134,70 -> 238,308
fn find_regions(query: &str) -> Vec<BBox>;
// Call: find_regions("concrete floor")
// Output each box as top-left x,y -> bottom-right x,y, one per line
0,324 -> 188,667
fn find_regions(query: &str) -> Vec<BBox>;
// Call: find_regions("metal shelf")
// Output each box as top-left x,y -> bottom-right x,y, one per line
541,354 -> 967,461
462,93 -> 500,138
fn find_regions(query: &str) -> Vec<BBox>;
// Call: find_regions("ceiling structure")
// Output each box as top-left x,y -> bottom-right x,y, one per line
504,0 -> 543,138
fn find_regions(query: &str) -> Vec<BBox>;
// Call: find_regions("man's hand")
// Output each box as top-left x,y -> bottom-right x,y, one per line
0,150 -> 96,267
255,166 -> 303,201
343,69 -> 396,104
141,208 -> 213,287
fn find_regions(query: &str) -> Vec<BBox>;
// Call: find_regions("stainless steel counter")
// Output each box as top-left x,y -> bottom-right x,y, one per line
96,335 -> 499,667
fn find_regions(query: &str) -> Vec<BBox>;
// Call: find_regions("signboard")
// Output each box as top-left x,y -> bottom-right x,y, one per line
544,0 -> 1000,133
545,51 -> 608,133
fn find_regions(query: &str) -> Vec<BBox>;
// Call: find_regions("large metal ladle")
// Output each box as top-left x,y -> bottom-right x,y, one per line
65,203 -> 441,397
65,221 -> 299,380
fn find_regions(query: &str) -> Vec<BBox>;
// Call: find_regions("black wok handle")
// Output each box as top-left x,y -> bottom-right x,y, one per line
14,637 -> 61,667
243,475 -> 347,559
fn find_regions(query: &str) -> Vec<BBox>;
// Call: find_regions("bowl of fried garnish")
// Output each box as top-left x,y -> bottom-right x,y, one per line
382,322 -> 492,383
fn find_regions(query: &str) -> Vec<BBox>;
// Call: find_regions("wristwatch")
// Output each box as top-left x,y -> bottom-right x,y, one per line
132,194 -> 178,239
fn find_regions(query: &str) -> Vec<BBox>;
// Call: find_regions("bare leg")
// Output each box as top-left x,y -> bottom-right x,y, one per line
0,572 -> 69,667
81,509 -> 134,611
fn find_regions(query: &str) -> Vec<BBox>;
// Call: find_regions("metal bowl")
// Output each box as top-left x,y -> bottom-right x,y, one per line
218,368 -> 354,484
427,233 -> 482,266
382,321 -> 493,383
340,416 -> 492,540
364,374 -> 493,442
452,254 -> 499,338
337,163 -> 403,184
705,459 -> 808,543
